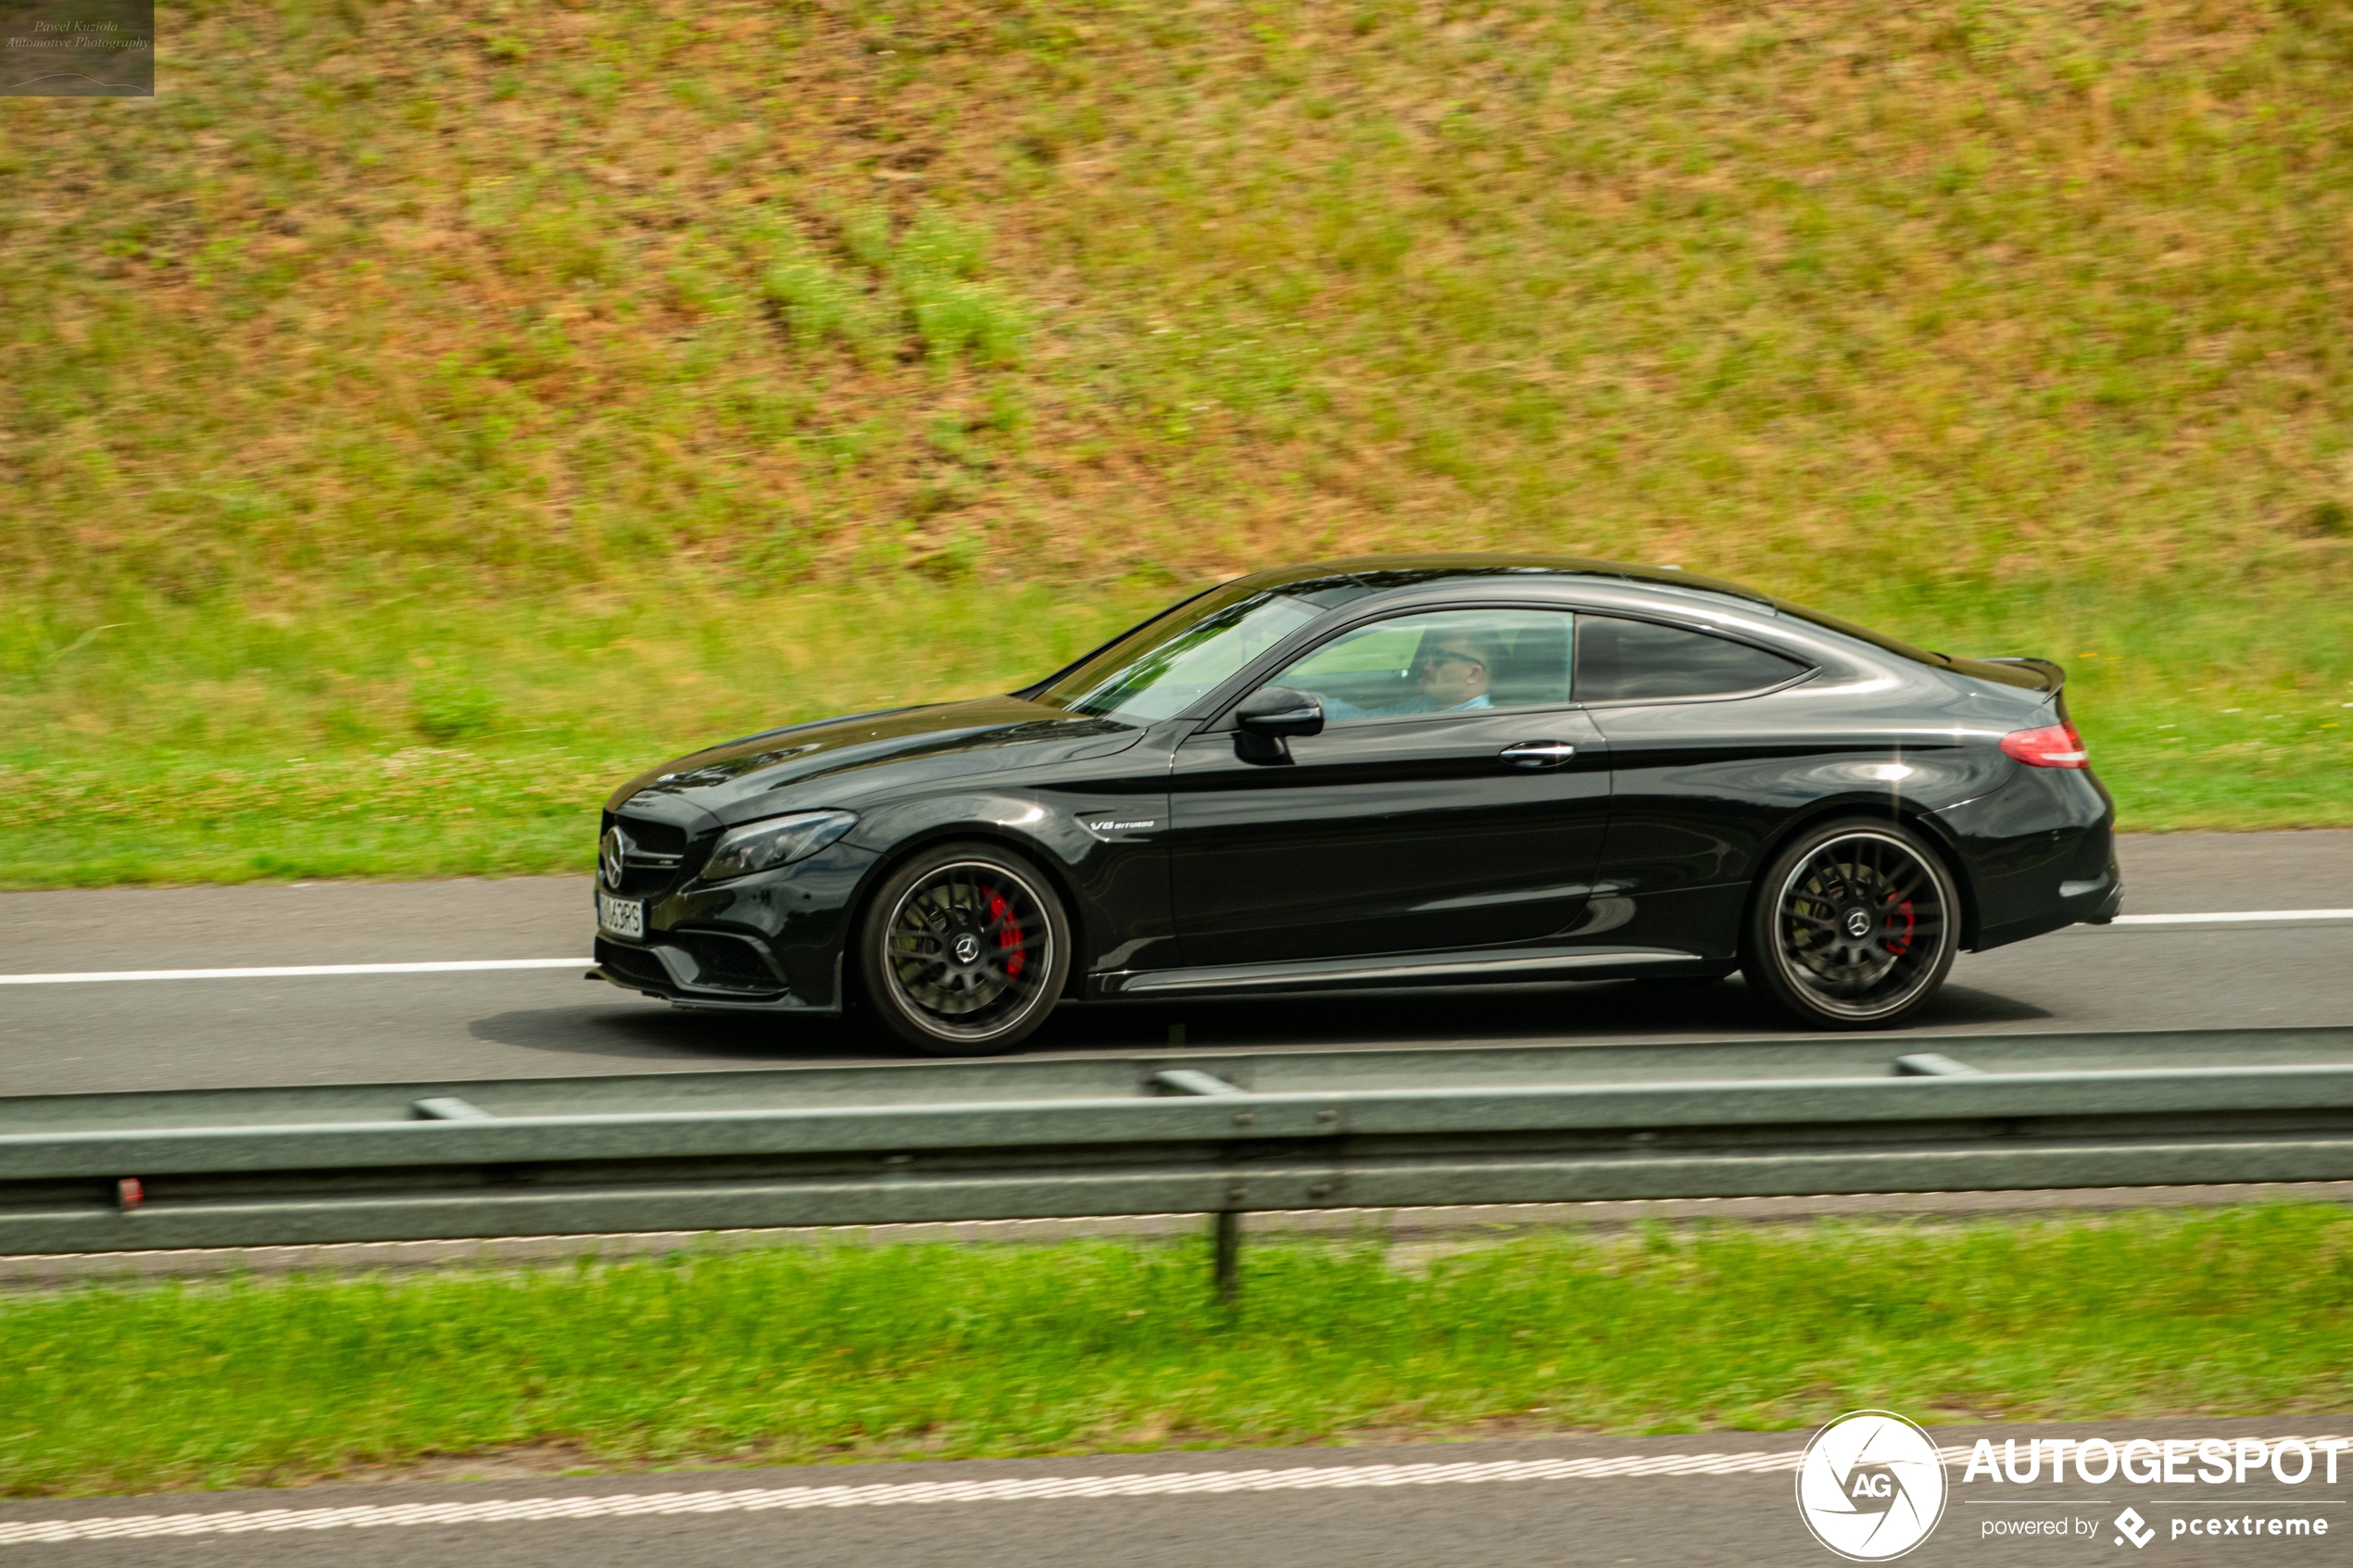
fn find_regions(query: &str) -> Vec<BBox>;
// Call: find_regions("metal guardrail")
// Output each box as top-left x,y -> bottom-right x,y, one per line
5,1027 -> 2353,1258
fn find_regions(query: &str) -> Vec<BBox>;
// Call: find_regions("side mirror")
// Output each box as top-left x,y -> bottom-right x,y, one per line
1234,685 -> 1325,739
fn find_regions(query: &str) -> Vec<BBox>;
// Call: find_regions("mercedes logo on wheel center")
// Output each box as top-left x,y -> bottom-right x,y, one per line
1795,1411 -> 1949,1561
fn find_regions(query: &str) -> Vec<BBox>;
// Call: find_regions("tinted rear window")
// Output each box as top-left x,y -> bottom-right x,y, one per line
1575,617 -> 1808,702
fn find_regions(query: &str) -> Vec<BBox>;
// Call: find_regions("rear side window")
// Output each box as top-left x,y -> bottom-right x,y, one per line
1575,616 -> 1807,702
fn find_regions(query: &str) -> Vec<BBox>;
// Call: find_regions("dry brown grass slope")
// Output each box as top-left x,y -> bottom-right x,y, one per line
2,0 -> 2350,602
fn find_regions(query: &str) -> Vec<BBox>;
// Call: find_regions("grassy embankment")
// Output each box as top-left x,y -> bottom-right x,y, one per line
6,1207 -> 2353,1497
4,0 -> 2351,886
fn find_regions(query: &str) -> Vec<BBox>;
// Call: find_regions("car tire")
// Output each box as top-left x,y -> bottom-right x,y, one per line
855,841 -> 1072,1056
1741,818 -> 1959,1030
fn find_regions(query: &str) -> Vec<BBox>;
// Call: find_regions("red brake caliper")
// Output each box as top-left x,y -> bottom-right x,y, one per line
1881,891 -> 1915,956
988,892 -> 1026,979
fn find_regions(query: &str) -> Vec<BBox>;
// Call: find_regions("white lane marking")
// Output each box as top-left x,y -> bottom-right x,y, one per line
6,1440 -> 2342,1544
2108,909 -> 2353,925
0,907 -> 2345,987
0,960 -> 594,986
0,1455 -> 1805,1541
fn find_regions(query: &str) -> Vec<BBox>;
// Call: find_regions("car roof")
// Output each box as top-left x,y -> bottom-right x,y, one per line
1230,553 -> 1982,677
1236,553 -> 1780,612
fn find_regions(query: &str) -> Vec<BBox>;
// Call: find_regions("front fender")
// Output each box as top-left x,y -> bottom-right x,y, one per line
844,789 -> 1176,978
846,791 -> 1101,872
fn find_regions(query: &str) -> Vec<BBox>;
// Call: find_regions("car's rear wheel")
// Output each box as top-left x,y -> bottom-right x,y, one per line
1743,819 -> 1958,1030
856,842 -> 1071,1055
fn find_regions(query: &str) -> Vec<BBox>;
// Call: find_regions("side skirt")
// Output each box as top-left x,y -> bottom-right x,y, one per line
1091,946 -> 1708,999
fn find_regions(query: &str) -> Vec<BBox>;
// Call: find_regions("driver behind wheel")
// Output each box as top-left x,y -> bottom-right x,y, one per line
1407,631 -> 1499,711
1326,629 -> 1502,718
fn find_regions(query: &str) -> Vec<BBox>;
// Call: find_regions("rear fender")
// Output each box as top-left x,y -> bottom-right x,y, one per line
1743,794 -> 1985,954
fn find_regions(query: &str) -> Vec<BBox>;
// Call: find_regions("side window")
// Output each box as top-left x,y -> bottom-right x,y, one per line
1575,616 -> 1808,702
1264,608 -> 1576,723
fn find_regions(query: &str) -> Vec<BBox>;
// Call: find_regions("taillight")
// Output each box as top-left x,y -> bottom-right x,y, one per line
2000,721 -> 2089,769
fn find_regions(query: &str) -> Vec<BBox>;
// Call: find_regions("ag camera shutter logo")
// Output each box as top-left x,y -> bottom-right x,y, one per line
1795,1410 -> 1949,1561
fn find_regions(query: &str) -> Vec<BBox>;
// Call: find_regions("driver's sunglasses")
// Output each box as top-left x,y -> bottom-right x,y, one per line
1422,650 -> 1485,671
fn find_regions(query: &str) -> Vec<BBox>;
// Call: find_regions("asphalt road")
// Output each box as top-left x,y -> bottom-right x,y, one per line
5,846 -> 2352,1567
5,1422 -> 2347,1566
1,834 -> 2348,1095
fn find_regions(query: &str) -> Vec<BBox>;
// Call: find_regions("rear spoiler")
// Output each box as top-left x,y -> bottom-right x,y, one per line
1964,656 -> 2068,716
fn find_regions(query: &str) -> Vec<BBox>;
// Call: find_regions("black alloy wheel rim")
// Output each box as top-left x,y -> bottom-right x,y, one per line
1770,831 -> 1950,1020
882,861 -> 1054,1040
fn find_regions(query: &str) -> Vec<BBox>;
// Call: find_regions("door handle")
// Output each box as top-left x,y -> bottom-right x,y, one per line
1499,740 -> 1577,770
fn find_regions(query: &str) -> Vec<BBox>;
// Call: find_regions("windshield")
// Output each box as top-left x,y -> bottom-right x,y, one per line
1032,585 -> 1327,725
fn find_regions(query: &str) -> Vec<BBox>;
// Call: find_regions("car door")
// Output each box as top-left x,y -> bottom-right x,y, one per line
1166,607 -> 1611,968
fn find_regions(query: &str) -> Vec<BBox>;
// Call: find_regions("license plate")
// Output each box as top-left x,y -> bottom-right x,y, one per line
597,891 -> 644,939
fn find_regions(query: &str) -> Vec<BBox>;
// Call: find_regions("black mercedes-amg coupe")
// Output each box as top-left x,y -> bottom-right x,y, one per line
591,556 -> 2120,1052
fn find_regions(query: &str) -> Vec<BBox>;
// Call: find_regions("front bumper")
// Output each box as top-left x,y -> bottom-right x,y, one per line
590,839 -> 877,1012
591,933 -> 832,1012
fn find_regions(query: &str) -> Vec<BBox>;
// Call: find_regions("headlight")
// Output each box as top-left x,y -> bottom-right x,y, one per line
699,810 -> 857,883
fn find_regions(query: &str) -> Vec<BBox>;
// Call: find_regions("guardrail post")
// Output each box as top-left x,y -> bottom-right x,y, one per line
1212,1210 -> 1241,1310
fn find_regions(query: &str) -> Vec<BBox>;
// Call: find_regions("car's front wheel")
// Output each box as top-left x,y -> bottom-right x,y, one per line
1742,819 -> 1959,1029
856,842 -> 1071,1055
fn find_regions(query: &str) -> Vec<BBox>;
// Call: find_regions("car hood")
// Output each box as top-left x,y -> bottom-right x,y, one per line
606,696 -> 1147,821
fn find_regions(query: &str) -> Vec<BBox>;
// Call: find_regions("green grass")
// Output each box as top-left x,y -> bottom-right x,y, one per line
5,0 -> 2352,882
2,576 -> 2347,887
8,1207 -> 2353,1497
0,581 -> 1172,885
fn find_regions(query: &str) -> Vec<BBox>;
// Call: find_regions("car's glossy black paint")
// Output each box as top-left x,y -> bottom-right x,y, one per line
591,555 -> 2119,1020
1165,704 -> 1615,966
